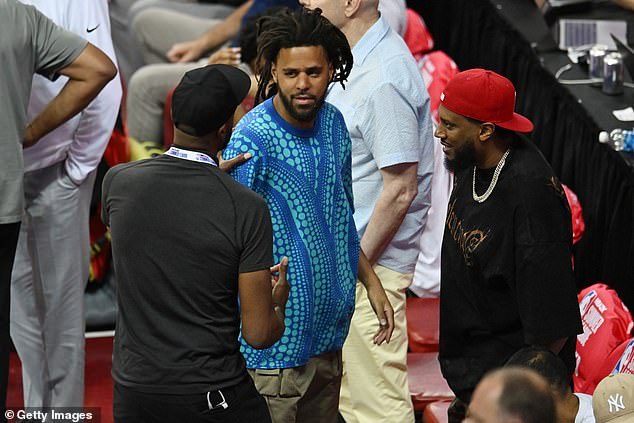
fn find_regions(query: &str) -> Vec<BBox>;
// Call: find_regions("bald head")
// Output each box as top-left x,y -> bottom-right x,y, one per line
299,0 -> 380,46
465,367 -> 556,423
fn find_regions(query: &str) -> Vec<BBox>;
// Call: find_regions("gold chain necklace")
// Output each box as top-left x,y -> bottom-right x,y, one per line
472,149 -> 510,203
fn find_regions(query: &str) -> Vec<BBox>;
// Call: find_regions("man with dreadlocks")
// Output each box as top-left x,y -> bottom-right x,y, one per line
223,7 -> 394,423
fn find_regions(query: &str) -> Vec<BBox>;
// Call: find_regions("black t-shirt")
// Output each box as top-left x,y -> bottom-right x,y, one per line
439,136 -> 582,402
101,151 -> 273,394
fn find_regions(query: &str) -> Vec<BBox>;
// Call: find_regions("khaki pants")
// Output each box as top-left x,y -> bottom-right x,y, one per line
339,265 -> 414,423
248,350 -> 342,423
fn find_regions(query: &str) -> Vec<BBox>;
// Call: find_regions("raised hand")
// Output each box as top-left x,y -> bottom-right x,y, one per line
270,257 -> 290,312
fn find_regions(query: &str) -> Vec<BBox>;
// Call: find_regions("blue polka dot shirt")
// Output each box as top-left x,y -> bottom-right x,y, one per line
224,98 -> 360,369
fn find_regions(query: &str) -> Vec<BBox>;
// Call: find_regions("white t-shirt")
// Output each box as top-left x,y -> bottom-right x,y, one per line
21,0 -> 122,185
575,393 -> 596,423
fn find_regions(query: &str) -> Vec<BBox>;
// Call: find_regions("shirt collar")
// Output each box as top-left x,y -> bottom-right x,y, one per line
352,15 -> 390,67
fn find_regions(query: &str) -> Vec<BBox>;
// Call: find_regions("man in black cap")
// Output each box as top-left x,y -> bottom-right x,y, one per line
102,64 -> 288,423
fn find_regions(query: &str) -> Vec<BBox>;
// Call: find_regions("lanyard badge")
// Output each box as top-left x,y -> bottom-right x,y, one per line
164,146 -> 217,167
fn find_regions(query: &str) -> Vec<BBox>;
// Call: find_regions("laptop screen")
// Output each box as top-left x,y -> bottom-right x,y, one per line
557,19 -> 627,49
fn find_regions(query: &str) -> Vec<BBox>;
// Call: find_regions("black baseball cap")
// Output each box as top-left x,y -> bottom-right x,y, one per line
171,64 -> 251,137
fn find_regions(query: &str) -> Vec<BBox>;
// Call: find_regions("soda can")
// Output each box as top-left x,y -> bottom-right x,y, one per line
603,52 -> 624,95
588,44 -> 608,79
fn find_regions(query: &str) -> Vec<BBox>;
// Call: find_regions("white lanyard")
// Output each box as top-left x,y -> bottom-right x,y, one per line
164,146 -> 217,167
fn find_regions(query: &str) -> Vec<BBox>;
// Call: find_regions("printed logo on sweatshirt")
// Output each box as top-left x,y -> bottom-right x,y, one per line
446,199 -> 490,266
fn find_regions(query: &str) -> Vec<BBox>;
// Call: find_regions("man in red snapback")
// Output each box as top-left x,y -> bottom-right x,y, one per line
435,69 -> 582,422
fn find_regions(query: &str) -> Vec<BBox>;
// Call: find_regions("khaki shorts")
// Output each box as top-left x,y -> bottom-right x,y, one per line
248,350 -> 342,423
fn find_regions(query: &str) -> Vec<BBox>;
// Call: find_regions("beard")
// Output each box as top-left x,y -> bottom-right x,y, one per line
277,88 -> 325,123
444,137 -> 477,173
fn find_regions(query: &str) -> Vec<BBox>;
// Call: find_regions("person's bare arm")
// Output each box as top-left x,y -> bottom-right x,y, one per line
239,257 -> 289,349
357,252 -> 395,345
167,0 -> 253,63
23,43 -> 116,147
360,162 -> 418,265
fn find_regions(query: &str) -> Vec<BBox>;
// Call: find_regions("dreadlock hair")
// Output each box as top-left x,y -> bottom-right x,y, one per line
254,7 -> 353,105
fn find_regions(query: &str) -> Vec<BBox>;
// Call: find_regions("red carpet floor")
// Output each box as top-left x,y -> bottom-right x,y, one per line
7,336 -> 114,423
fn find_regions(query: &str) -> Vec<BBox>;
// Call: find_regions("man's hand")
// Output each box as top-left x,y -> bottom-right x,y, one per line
366,283 -> 394,345
167,39 -> 205,63
270,257 -> 290,312
167,1 -> 252,63
217,150 -> 252,172
208,47 -> 241,66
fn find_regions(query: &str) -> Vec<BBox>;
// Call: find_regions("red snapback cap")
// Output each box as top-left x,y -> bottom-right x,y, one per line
440,68 -> 534,133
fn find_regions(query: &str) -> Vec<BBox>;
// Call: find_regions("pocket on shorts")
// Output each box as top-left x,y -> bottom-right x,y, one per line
250,367 -> 302,398
333,350 -> 343,378
279,368 -> 301,398
251,369 -> 282,397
